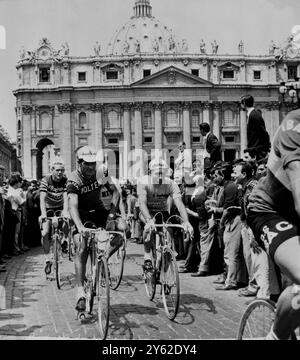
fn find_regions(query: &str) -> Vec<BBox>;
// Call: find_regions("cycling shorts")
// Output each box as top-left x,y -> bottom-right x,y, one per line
247,211 -> 300,260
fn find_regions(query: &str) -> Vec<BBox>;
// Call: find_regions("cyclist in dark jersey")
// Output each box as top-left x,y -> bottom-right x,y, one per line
39,161 -> 69,275
67,146 -> 125,312
247,109 -> 300,340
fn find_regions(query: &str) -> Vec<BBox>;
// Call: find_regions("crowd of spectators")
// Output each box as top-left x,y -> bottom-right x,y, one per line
0,169 -> 41,273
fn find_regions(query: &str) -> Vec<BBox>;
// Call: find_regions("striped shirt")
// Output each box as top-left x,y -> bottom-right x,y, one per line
40,175 -> 67,209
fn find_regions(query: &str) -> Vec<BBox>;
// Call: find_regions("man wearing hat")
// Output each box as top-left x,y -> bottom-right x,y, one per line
67,146 -> 125,313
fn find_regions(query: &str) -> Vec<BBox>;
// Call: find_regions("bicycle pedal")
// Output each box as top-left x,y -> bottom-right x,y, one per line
76,311 -> 86,320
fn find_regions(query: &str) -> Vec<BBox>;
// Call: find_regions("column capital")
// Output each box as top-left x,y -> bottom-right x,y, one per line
31,148 -> 39,155
133,102 -> 143,111
57,103 -> 74,113
153,101 -> 163,110
181,101 -> 193,111
93,61 -> 101,69
121,103 -> 133,111
90,103 -> 104,112
202,101 -> 211,110
22,105 -> 33,115
212,101 -> 221,110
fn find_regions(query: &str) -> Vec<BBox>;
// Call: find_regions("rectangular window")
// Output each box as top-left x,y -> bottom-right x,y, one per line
192,136 -> 201,143
39,67 -> 50,82
167,135 -> 180,143
144,137 -> 153,143
79,137 -> 88,145
225,136 -> 235,143
191,69 -> 199,77
78,72 -> 86,82
287,66 -> 298,80
222,70 -> 234,79
253,70 -> 261,80
108,138 -> 118,144
143,69 -> 151,78
106,71 -> 118,80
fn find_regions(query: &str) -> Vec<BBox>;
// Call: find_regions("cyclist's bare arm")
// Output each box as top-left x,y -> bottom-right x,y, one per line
63,191 -> 69,216
138,194 -> 152,222
40,191 -> 47,218
109,183 -> 121,212
68,193 -> 83,232
286,161 -> 300,218
173,197 -> 189,223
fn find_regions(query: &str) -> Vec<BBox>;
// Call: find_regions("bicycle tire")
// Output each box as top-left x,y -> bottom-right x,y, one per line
237,299 -> 276,340
53,234 -> 61,290
144,238 -> 157,301
161,248 -> 180,320
97,257 -> 110,340
108,238 -> 126,290
84,255 -> 96,314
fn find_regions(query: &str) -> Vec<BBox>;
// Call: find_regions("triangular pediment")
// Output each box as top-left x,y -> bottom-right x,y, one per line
131,66 -> 213,88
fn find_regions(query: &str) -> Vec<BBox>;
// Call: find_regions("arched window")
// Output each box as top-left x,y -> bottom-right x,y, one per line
223,109 -> 234,127
39,112 -> 51,130
143,110 -> 153,129
17,120 -> 21,131
191,110 -> 200,128
79,112 -> 87,129
166,109 -> 178,127
107,110 -> 120,128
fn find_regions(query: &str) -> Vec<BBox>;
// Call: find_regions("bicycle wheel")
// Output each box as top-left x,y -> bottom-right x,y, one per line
161,248 -> 180,320
97,257 -> 110,340
84,255 -> 96,314
53,235 -> 62,289
237,299 -> 276,340
144,241 -> 157,301
108,238 -> 126,290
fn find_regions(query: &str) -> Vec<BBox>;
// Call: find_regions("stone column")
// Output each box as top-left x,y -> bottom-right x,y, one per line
57,103 -> 73,175
92,103 -> 103,151
212,101 -> 221,140
134,103 -> 143,149
182,102 -> 192,149
21,105 -> 33,179
240,106 -> 247,156
123,103 -> 131,151
270,102 -> 280,140
154,102 -> 163,150
202,102 -> 211,125
31,149 -> 38,180
62,62 -> 70,85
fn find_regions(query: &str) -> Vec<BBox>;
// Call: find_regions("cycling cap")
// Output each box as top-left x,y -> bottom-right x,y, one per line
149,158 -> 169,171
77,146 -> 97,163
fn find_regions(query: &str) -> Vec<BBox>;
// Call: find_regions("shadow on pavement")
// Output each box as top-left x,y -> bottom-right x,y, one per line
174,294 -> 217,326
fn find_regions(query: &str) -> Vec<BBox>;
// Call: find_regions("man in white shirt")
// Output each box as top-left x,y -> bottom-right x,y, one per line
7,173 -> 25,255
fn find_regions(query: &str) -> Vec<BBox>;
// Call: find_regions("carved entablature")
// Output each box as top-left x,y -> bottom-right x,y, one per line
182,59 -> 189,66
22,105 -> 33,115
93,61 -> 101,69
90,103 -> 104,112
153,59 -> 160,67
181,102 -> 192,111
168,69 -> 177,85
57,103 -> 74,113
212,101 -> 221,111
218,61 -> 240,71
17,38 -> 67,67
202,101 -> 211,110
100,63 -> 124,73
153,102 -> 163,111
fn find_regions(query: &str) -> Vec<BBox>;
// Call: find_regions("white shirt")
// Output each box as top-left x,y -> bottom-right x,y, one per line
203,131 -> 211,158
7,186 -> 25,211
246,107 -> 255,121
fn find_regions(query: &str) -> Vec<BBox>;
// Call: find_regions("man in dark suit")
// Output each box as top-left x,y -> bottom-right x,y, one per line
199,122 -> 222,171
241,95 -> 271,161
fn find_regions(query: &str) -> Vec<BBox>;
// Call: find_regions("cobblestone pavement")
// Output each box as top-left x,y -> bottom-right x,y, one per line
0,241 -> 252,340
